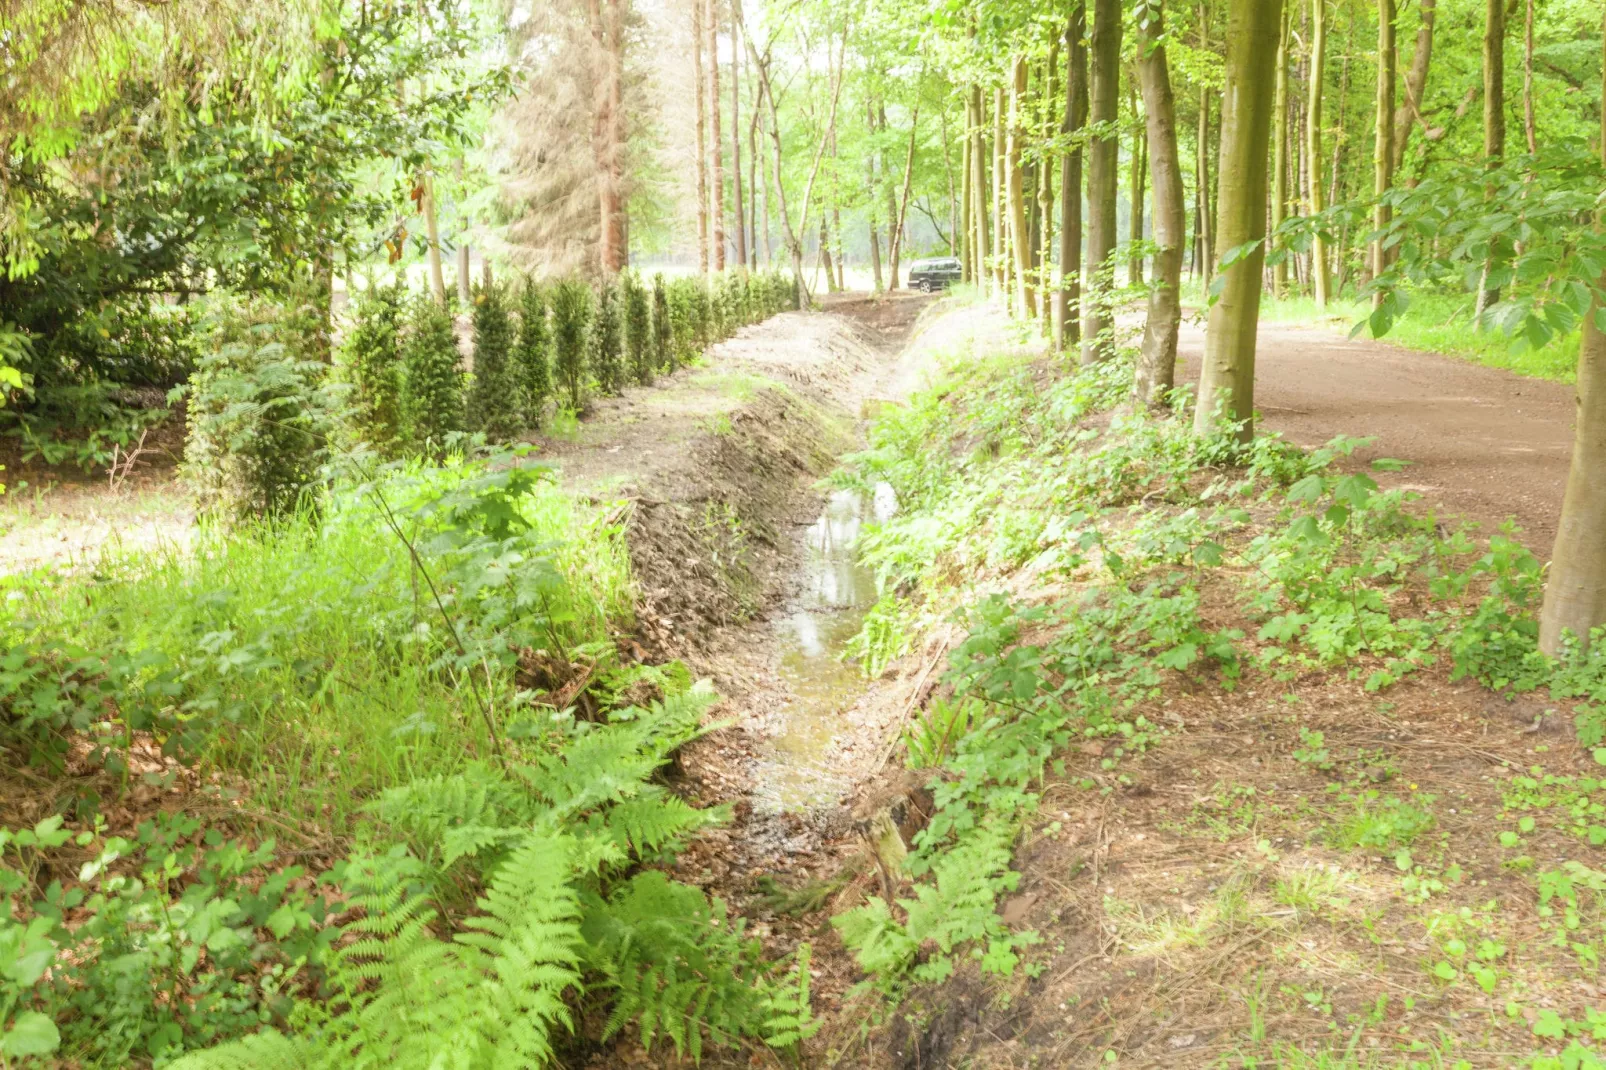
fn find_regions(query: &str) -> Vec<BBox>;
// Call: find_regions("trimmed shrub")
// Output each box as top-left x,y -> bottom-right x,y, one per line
623,272 -> 652,387
402,296 -> 465,456
340,281 -> 405,456
516,278 -> 551,426
591,278 -> 624,396
550,278 -> 593,412
651,274 -> 672,376
467,282 -> 521,442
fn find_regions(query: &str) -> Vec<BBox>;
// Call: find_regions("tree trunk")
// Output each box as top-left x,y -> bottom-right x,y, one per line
1136,0 -> 1185,406
1307,0 -> 1330,309
693,0 -> 709,274
594,0 -> 627,273
1538,20 -> 1606,653
1392,0 -> 1435,172
1081,0 -> 1121,363
973,85 -> 993,297
1372,0 -> 1395,302
889,99 -> 922,293
993,87 -> 1007,293
1128,79 -> 1146,286
961,117 -> 973,280
1523,0 -> 1536,154
1475,0 -> 1506,318
1271,5 -> 1289,298
732,15 -> 747,270
1039,45 -> 1058,334
1007,56 -> 1035,319
1193,0 -> 1283,439
707,0 -> 725,272
868,100 -> 885,292
1057,4 -> 1088,352
820,217 -> 838,293
941,102 -> 961,256
1196,87 -> 1213,289
422,168 -> 447,306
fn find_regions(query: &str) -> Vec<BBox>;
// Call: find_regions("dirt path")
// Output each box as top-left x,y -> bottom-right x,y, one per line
1178,319 -> 1575,553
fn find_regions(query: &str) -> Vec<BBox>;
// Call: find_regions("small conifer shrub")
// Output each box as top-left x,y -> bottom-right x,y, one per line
516,278 -> 551,426
623,272 -> 652,387
340,282 -> 405,456
591,279 -> 624,396
652,274 -> 673,375
466,282 -> 521,442
401,296 -> 465,457
550,278 -> 593,412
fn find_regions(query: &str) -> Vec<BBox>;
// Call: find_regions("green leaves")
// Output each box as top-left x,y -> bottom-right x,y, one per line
1,1012 -> 59,1058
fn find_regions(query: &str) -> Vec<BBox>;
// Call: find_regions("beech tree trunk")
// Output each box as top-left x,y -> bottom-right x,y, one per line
1007,56 -> 1035,319
1193,0 -> 1283,439
1539,22 -> 1606,653
889,100 -> 922,293
1057,4 -> 1088,352
1196,89 -> 1213,288
972,86 -> 993,297
961,120 -> 973,280
1475,0 -> 1506,318
1128,80 -> 1146,286
1039,45 -> 1058,334
1271,6 -> 1289,298
993,88 -> 1007,294
1523,0 -> 1536,154
1372,0 -> 1395,301
1136,0 -> 1184,406
1307,0 -> 1330,308
1392,0 -> 1434,172
1081,0 -> 1121,363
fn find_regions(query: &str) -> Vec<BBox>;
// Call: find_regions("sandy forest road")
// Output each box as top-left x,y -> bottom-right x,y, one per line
1178,319 -> 1575,553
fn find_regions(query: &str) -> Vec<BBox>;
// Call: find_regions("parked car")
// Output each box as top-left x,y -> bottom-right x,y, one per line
907,257 -> 962,292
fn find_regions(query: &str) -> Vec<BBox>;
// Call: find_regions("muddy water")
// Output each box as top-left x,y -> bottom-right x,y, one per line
757,484 -> 897,810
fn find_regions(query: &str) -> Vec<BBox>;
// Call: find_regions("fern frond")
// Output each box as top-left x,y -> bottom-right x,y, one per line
165,1031 -> 308,1070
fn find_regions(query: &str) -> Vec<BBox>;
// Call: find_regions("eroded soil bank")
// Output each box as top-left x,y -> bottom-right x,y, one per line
530,295 -> 941,999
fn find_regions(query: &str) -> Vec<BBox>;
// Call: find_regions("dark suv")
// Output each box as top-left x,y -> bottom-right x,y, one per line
908,257 -> 962,292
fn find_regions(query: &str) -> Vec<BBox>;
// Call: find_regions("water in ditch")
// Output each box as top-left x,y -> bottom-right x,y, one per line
758,482 -> 898,810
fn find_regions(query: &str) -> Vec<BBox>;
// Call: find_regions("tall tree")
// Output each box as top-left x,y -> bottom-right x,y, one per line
1392,0 -> 1435,171
707,0 -> 726,272
420,168 -> 448,306
1039,44 -> 1059,333
1193,0 -> 1284,438
994,88 -> 1008,293
1475,0 -> 1506,317
694,0 -> 710,274
972,85 -> 993,298
1307,0 -> 1330,309
1007,56 -> 1036,318
888,97 -> 923,292
1538,17 -> 1606,653
1135,0 -> 1185,405
1057,4 -> 1088,351
1081,0 -> 1121,363
1372,0 -> 1396,301
1128,79 -> 1147,286
1271,5 -> 1290,298
732,14 -> 747,270
591,0 -> 627,272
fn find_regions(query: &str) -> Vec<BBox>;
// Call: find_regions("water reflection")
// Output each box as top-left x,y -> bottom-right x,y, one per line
759,483 -> 896,810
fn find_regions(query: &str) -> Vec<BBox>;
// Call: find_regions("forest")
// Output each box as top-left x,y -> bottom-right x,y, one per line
3,0 -> 1606,1066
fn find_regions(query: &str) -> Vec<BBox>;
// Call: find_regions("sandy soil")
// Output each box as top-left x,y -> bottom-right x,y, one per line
1178,319 -> 1575,553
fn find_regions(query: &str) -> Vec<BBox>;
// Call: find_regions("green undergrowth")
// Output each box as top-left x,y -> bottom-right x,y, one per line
1247,287 -> 1581,384
0,449 -> 815,1066
826,332 -> 1606,1065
